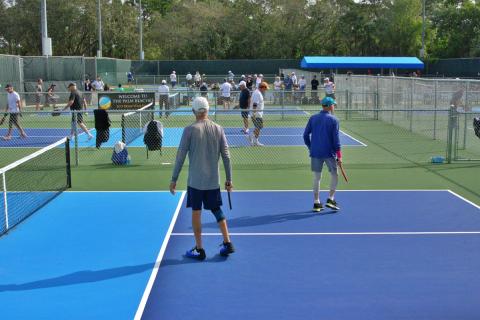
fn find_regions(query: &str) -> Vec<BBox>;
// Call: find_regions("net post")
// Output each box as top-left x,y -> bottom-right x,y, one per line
446,105 -> 457,163
2,172 -> 8,232
73,111 -> 79,166
121,114 -> 126,143
65,138 -> 72,188
433,80 -> 438,139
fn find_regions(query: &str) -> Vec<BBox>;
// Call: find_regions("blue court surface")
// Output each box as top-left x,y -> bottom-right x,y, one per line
0,127 -> 366,148
1,190 -> 479,320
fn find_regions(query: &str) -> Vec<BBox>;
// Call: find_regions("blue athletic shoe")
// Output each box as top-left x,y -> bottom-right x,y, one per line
219,242 -> 235,256
185,247 -> 206,260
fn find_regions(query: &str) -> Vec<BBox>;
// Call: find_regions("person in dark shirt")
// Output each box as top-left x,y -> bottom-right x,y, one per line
63,83 -> 93,140
311,75 -> 319,98
238,81 -> 251,134
246,75 -> 254,90
199,82 -> 208,97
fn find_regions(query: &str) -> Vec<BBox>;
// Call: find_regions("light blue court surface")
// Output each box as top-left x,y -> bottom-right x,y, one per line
0,127 -> 366,148
1,190 -> 480,319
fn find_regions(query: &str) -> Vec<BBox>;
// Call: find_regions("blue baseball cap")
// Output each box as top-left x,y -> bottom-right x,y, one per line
321,97 -> 336,107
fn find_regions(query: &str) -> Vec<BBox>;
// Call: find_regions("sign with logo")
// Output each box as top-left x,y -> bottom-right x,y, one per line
97,92 -> 155,110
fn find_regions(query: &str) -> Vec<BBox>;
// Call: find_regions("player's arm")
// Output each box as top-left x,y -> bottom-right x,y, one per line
333,120 -> 342,163
303,118 -> 312,149
220,128 -> 233,191
170,127 -> 191,194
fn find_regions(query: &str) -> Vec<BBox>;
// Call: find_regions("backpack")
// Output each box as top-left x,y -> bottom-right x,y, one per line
474,117 -> 480,139
144,120 -> 163,151
111,141 -> 130,165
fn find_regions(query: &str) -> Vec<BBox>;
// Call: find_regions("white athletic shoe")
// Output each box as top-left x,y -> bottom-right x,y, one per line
255,141 -> 264,146
247,134 -> 254,146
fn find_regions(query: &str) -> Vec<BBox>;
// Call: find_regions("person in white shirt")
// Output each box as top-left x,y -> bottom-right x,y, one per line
170,71 -> 177,88
220,79 -> 232,110
255,74 -> 263,89
249,82 -> 269,146
194,71 -> 201,87
2,84 -> 27,140
227,70 -> 234,82
186,72 -> 193,86
273,76 -> 283,105
158,80 -> 170,118
324,77 -> 336,99
291,72 -> 298,86
92,77 -> 104,91
299,75 -> 307,101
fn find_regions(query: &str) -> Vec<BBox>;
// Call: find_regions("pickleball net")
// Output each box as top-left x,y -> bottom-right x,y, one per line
121,102 -> 155,145
0,137 -> 71,236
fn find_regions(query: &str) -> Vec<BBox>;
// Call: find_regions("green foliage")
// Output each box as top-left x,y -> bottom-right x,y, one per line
0,0 -> 478,59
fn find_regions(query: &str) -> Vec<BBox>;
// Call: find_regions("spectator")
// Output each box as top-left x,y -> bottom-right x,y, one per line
45,84 -> 57,110
284,75 -> 293,103
158,80 -> 170,118
273,76 -> 283,105
311,75 -> 319,98
186,72 -> 193,86
194,71 -> 201,87
170,71 -> 177,88
255,74 -> 263,89
127,71 -> 134,84
35,78 -> 43,111
323,77 -> 336,99
220,79 -> 232,110
115,83 -> 125,92
246,75 -> 254,90
299,75 -> 307,100
291,72 -> 298,86
200,82 -> 208,97
227,70 -> 235,82
92,77 -> 104,91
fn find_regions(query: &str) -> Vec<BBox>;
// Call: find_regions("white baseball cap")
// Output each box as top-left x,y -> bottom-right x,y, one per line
161,80 -> 167,84
239,81 -> 247,87
192,97 -> 209,112
324,77 -> 329,81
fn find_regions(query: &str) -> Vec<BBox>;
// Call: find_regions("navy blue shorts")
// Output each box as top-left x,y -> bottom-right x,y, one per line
187,186 -> 222,210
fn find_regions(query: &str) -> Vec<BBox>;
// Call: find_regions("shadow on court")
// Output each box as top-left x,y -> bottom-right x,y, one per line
0,263 -> 153,292
201,210 -> 338,229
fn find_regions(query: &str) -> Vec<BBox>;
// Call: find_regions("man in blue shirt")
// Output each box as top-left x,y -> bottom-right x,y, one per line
303,97 -> 342,211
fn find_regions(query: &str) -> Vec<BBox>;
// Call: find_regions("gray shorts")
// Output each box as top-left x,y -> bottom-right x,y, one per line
311,157 -> 337,173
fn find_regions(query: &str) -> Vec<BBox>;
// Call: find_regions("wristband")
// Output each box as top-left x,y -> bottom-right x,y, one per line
336,150 -> 342,159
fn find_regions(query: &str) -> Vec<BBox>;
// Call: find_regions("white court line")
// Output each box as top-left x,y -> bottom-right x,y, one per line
340,130 -> 368,146
172,231 -> 480,236
447,190 -> 480,209
64,189 -> 451,193
134,191 -> 186,320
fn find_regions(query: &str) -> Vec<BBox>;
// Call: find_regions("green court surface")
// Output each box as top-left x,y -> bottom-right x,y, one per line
1,108 -> 479,206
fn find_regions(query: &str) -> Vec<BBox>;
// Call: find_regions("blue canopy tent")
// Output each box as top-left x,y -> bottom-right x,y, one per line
300,56 -> 424,70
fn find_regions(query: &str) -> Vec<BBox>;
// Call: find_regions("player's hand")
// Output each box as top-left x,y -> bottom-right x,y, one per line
337,158 -> 342,164
169,182 -> 176,195
225,181 -> 233,192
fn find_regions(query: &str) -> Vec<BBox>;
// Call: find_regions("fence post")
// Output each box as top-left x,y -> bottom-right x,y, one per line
73,112 -> 79,166
462,81 -> 469,149
281,90 -> 285,120
390,77 -> 394,124
214,91 -> 217,121
433,80 -> 438,140
345,89 -> 350,120
409,79 -> 414,132
374,77 -> 379,120
446,105 -> 458,163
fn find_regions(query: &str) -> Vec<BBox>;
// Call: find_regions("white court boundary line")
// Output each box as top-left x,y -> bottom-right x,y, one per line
340,130 -> 368,146
172,231 -> 480,236
134,191 -> 186,320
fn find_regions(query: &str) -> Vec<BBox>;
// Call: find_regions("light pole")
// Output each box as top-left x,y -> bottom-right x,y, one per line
139,0 -> 144,60
421,0 -> 426,58
97,0 -> 102,58
40,0 -> 52,55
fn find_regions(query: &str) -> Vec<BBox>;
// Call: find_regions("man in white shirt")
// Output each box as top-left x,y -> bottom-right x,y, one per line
255,74 -> 263,89
220,79 -> 232,110
158,80 -> 170,118
227,70 -> 234,82
2,84 -> 27,140
324,77 -> 336,99
186,72 -> 193,86
92,77 -> 105,91
170,71 -> 177,88
194,71 -> 201,87
249,82 -> 269,146
291,72 -> 298,86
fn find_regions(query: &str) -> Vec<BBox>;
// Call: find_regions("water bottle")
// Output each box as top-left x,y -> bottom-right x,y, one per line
431,156 -> 445,164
